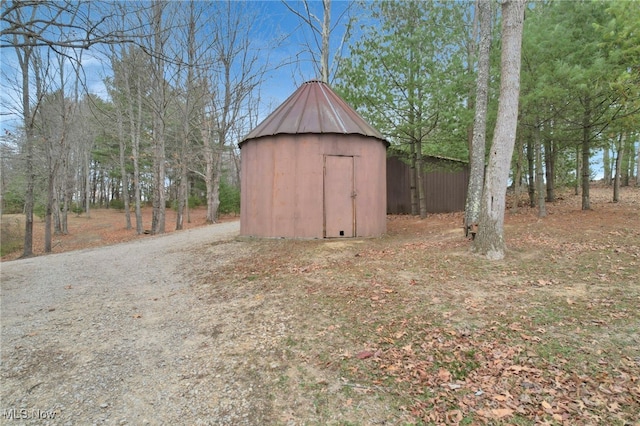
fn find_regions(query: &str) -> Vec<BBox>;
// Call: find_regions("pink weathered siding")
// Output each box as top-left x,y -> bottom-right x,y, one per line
240,134 -> 386,238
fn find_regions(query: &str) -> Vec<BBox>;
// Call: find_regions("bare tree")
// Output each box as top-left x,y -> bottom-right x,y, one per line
173,1 -> 210,230
1,1 -> 123,50
5,4 -> 46,257
2,0 -> 129,256
70,95 -> 97,224
39,51 -> 72,252
58,56 -> 88,235
282,0 -> 352,83
105,43 -> 150,234
473,0 -> 526,260
148,0 -> 169,234
197,1 -> 266,224
113,91 -> 132,230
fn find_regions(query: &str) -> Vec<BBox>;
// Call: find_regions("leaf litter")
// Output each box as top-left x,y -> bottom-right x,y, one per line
220,186 -> 639,424
3,186 -> 637,424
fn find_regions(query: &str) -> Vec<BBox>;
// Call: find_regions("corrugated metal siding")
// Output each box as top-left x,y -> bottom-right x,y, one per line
386,156 -> 412,214
240,80 -> 388,238
240,134 -> 387,238
240,80 -> 386,143
387,155 -> 470,214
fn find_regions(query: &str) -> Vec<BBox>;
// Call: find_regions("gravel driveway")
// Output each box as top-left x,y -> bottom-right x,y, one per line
0,221 -> 279,425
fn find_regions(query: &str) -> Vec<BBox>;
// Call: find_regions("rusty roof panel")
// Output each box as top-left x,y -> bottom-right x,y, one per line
241,80 -> 385,144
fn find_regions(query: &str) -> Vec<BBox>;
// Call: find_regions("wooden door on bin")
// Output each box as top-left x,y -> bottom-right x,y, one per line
324,155 -> 355,238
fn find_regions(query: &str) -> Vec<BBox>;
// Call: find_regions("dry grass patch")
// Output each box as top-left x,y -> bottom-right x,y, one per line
199,186 -> 639,425
3,186 -> 637,424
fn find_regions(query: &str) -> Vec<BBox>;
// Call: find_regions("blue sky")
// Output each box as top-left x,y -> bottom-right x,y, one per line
232,0 -> 358,121
0,1 -> 621,178
0,0 -> 357,132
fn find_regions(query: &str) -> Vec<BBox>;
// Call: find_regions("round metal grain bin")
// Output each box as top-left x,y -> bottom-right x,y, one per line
239,81 -> 388,239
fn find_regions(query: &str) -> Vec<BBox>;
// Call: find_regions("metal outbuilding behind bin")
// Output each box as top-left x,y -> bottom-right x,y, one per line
239,80 -> 388,238
386,154 -> 470,214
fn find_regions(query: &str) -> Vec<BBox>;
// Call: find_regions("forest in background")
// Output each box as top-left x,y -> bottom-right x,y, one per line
336,0 -> 639,218
1,0 -> 639,257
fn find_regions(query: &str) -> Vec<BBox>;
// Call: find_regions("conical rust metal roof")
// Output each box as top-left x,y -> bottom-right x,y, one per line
240,80 -> 386,145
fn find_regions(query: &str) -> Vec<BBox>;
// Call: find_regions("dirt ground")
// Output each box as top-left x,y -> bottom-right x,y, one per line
1,185 -> 639,425
1,207 -> 237,261
0,185 -> 635,262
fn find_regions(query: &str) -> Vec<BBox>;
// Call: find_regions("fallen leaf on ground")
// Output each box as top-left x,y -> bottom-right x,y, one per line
356,350 -> 374,359
491,408 -> 514,418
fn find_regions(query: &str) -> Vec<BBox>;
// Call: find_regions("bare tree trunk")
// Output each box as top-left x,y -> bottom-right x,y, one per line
622,134 -> 631,187
603,145 -> 611,185
574,145 -> 581,195
23,134 -> 35,257
613,133 -> 623,202
203,142 -> 219,224
186,180 -> 191,223
512,133 -> 524,214
16,40 -> 35,258
61,154 -> 72,234
464,0 -> 491,237
57,143 -> 70,235
636,135 -> 640,187
406,30 -> 427,220
176,2 -> 198,231
116,107 -> 132,230
409,142 -> 418,215
473,0 -> 525,260
321,0 -> 330,83
465,0 -> 480,154
202,1 -> 266,222
54,190 -> 62,234
43,54 -> 66,253
176,145 -> 188,230
544,139 -> 555,202
283,0 -> 340,83
231,148 -> 241,190
151,0 -> 166,234
45,166 -> 55,253
581,97 -> 591,210
150,0 -> 167,235
61,52 -> 85,235
534,122 -> 546,217
132,70 -> 144,233
85,149 -> 91,218
212,138 -> 223,222
416,140 -> 427,219
48,57 -> 72,249
526,136 -> 535,207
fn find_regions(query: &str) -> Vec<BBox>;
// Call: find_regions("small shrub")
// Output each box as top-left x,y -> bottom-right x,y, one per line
2,189 -> 25,214
34,203 -> 46,220
188,195 -> 204,208
110,199 -> 125,211
219,180 -> 240,215
171,196 -> 205,211
0,217 -> 23,256
71,203 -> 84,215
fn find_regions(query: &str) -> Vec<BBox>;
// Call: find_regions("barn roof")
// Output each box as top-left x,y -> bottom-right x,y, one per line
240,80 -> 386,145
